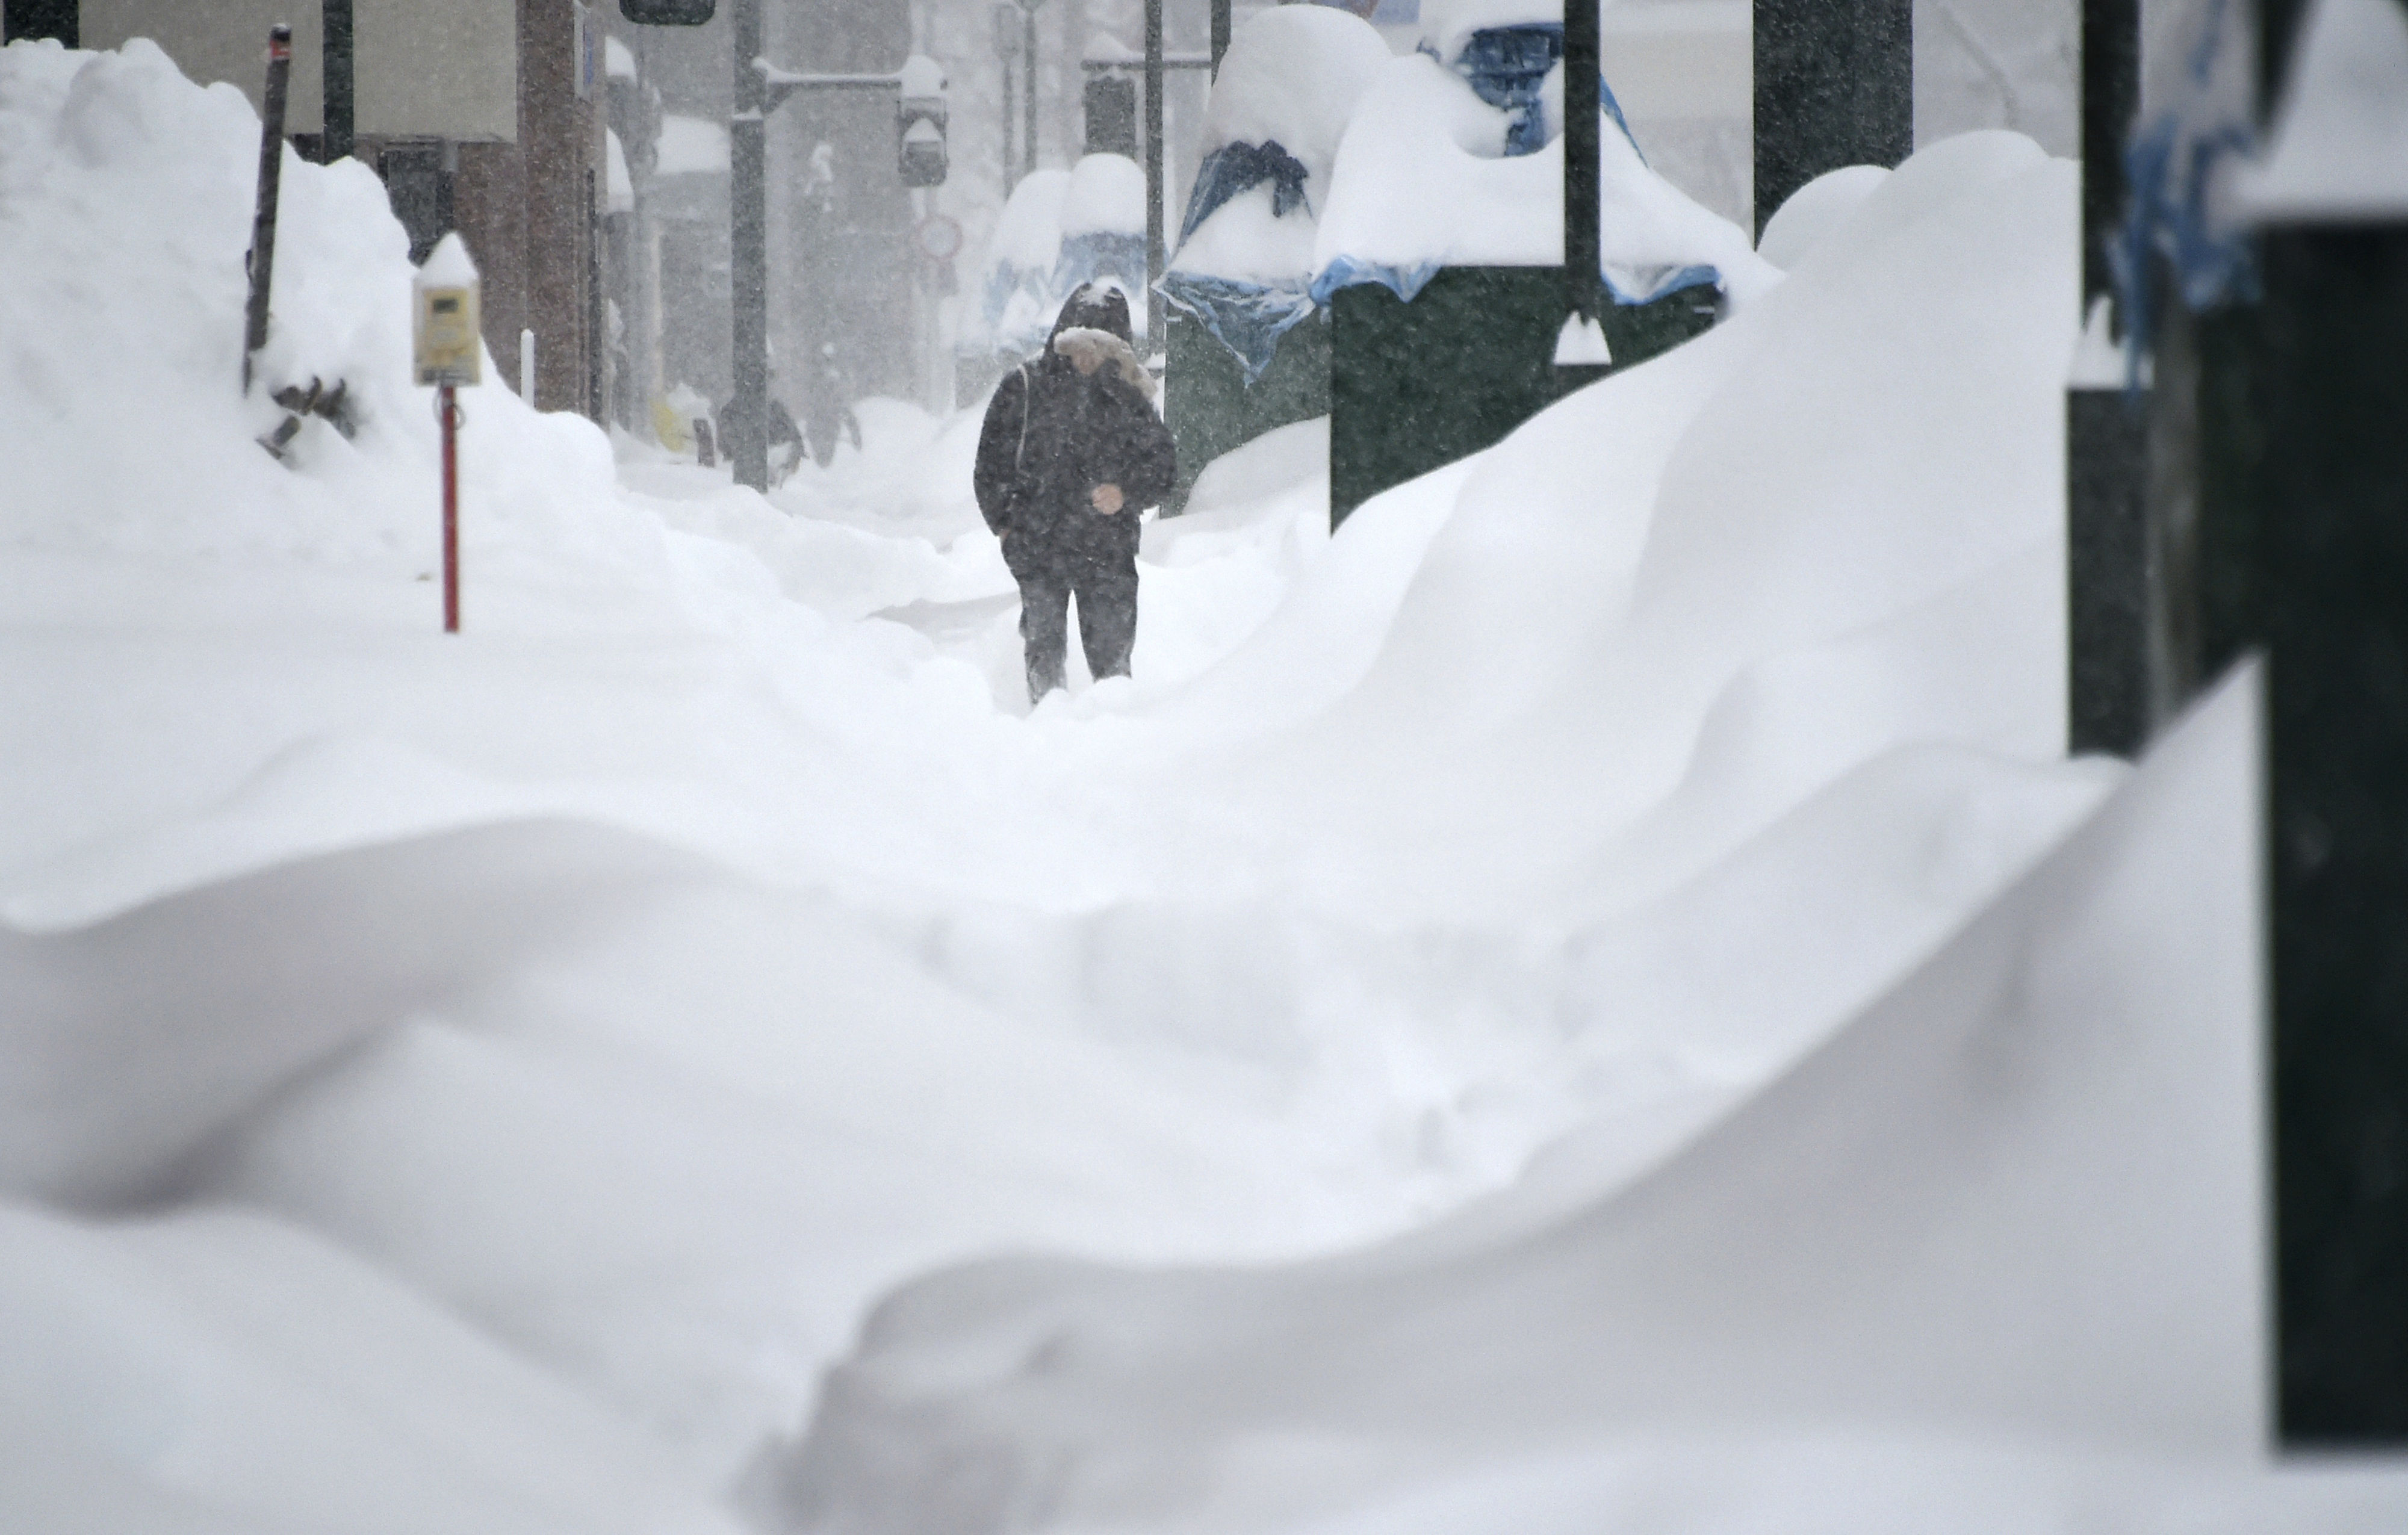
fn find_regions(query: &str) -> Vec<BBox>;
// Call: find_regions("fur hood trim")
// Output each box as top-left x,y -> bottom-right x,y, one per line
1052,327 -> 1155,400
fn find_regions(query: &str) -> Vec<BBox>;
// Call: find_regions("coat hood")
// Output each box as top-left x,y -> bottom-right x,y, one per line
1048,282 -> 1135,348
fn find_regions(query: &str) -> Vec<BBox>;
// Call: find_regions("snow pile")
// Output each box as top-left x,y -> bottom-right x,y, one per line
1310,48 -> 1777,305
769,668 -> 2296,1535
0,37 -> 654,592
11,34 -> 2398,1535
751,128 -> 2344,1530
1170,6 -> 1392,285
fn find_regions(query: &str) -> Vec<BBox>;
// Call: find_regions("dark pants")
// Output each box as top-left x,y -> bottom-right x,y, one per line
1018,563 -> 1138,701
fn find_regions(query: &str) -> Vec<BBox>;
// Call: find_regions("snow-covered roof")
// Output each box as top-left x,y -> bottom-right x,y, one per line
1311,51 -> 1777,302
653,114 -> 729,178
1060,154 -> 1145,238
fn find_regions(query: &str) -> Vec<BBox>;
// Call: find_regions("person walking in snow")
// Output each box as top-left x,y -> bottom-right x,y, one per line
973,284 -> 1175,703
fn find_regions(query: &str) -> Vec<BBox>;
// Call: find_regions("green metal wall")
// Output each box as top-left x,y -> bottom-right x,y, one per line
1327,267 -> 1716,526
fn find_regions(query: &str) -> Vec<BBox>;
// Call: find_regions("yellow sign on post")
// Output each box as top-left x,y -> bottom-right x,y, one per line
412,233 -> 482,386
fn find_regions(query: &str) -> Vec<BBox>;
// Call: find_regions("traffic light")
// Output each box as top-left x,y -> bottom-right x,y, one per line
896,55 -> 947,188
619,1 -> 713,23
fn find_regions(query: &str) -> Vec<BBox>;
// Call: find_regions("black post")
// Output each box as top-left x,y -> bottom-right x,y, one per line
243,25 -> 295,394
323,0 -> 355,163
2065,0 -> 2147,757
1210,0 -> 1229,76
2232,1 -> 2408,1448
2,0 -> 76,46
728,0 -> 770,489
1143,0 -> 1164,349
2258,219 -> 2408,1448
1563,0 -> 1600,326
1751,0 -> 1912,239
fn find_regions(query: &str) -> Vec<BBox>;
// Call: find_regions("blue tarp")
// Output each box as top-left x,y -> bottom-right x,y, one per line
1159,271 -> 1320,383
1178,141 -> 1312,250
1306,255 -> 1718,309
2114,0 -> 2258,388
1168,25 -> 1713,382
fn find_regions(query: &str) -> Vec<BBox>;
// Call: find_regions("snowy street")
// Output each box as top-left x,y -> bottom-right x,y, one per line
5,26 -> 2408,1535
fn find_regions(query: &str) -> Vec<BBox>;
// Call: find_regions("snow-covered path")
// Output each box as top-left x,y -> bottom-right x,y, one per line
8,36 -> 2403,1535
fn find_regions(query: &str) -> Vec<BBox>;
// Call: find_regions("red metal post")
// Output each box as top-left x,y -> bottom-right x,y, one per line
439,383 -> 460,633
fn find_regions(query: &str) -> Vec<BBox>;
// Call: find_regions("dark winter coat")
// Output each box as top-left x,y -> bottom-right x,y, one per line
973,291 -> 1175,583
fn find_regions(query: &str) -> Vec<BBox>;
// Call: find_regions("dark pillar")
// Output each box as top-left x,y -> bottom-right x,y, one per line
1142,0 -> 1164,349
2186,0 -> 2408,1449
322,0 -> 354,163
1563,0 -> 1600,324
2259,222 -> 2408,1447
2,0 -> 76,46
2065,0 -> 2147,757
1751,0 -> 1911,238
728,0 -> 771,488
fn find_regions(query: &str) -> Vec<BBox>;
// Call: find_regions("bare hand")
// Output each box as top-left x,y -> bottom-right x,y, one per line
1090,483 -> 1125,515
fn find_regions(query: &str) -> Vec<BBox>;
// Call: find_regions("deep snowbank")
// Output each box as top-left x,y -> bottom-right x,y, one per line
4,33 -> 2368,1535
766,670 -> 2317,1535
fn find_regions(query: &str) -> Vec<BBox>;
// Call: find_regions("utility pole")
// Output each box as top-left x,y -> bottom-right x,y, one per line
2065,0 -> 2146,756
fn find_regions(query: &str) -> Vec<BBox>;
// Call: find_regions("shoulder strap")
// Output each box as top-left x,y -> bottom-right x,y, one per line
1013,362 -> 1034,478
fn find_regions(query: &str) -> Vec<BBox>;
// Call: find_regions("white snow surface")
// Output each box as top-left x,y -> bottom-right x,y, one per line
7,37 -> 2400,1535
1312,50 -> 1778,301
1057,152 -> 1144,238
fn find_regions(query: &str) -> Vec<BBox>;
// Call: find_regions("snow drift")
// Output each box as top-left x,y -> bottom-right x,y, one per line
7,32 -> 2385,1535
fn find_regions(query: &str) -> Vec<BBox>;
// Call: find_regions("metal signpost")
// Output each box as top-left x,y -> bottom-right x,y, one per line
413,235 -> 482,634
242,25 -> 295,394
